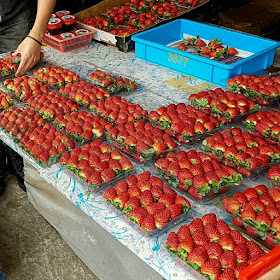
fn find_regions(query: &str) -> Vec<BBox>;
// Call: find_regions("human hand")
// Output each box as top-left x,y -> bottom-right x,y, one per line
13,36 -> 41,77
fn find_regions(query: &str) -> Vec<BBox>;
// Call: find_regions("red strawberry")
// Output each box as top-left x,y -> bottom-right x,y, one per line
266,205 -> 280,220
165,231 -> 179,252
219,268 -> 236,280
150,185 -> 164,201
187,247 -> 208,270
177,237 -> 194,260
158,193 -> 175,208
128,186 -> 141,198
233,192 -> 248,206
205,242 -> 223,259
269,189 -> 280,203
216,220 -> 231,234
204,223 -> 220,242
169,203 -> 183,220
249,198 -> 266,213
234,262 -> 248,279
241,208 -> 256,223
113,192 -> 130,210
114,180 -> 129,194
268,165 -> 280,183
129,207 -> 148,225
177,225 -> 191,242
200,259 -> 221,279
193,231 -> 209,247
202,213 -> 217,227
174,196 -> 191,212
101,168 -> 115,183
256,210 -> 272,230
232,217 -> 244,227
272,216 -> 280,231
103,187 -> 117,201
246,240 -> 264,259
233,244 -> 249,264
223,198 -> 240,214
145,202 -> 166,216
154,209 -> 171,228
140,190 -> 154,206
244,188 -> 258,200
141,215 -> 156,231
219,233 -> 235,251
189,218 -> 204,235
220,250 -> 237,270
230,230 -> 246,245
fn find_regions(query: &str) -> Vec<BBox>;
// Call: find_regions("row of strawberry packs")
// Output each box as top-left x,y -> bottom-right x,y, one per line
223,184 -> 280,249
25,92 -> 79,120
0,90 -> 13,110
88,69 -> 137,93
0,59 -> 17,78
227,74 -> 280,105
105,119 -> 178,162
2,76 -> 48,101
53,110 -> 107,145
59,139 -> 133,190
89,96 -> 148,125
58,80 -> 110,107
165,213 -> 266,280
155,149 -> 242,200
202,127 -> 280,177
188,87 -> 260,121
243,110 -> 280,145
33,66 -> 79,88
0,107 -> 46,142
148,103 -> 226,144
103,170 -> 191,236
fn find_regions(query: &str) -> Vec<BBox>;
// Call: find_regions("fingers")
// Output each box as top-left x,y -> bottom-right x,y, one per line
15,55 -> 34,77
12,49 -> 21,56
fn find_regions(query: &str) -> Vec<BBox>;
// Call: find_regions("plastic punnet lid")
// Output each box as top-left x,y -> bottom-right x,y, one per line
75,29 -> 90,35
59,32 -> 75,39
47,18 -> 62,30
55,10 -> 71,18
61,15 -> 77,25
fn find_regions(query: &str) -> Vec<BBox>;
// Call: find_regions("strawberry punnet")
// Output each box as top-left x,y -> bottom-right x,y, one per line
165,213 -> 265,279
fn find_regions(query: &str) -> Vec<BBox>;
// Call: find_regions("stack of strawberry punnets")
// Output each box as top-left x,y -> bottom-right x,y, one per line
155,150 -> 242,199
105,119 -> 178,162
189,88 -> 259,120
0,90 -> 13,110
223,185 -> 280,248
59,80 -> 110,106
268,165 -> 280,189
3,76 -> 48,101
59,140 -> 133,189
243,110 -> 280,143
0,58 -> 17,77
19,122 -> 75,167
0,107 -> 46,141
103,171 -> 191,233
89,95 -> 148,125
26,92 -> 79,120
33,66 -> 79,88
165,213 -> 265,280
202,127 -> 280,176
53,111 -> 108,144
148,103 -> 223,144
227,75 -> 280,105
88,69 -> 137,92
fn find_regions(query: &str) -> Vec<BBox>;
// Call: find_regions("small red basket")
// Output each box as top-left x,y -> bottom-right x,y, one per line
44,22 -> 95,52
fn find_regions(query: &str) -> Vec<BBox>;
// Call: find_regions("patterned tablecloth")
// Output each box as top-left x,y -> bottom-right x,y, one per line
0,41 -> 225,280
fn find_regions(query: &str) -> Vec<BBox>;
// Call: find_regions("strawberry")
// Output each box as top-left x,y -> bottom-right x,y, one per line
220,250 -> 237,269
174,196 -> 191,212
216,220 -> 231,235
165,232 -> 179,252
269,189 -> 280,203
189,218 -> 204,235
246,240 -> 264,259
113,192 -> 130,210
266,205 -> 280,220
154,209 -> 171,228
204,223 -> 220,242
249,198 -> 266,213
233,244 -> 249,264
234,263 -> 248,279
200,259 -> 221,279
268,165 -> 280,183
233,192 -> 248,206
177,169 -> 193,186
114,180 -> 129,194
272,216 -> 280,231
140,190 -> 154,206
232,217 -> 244,227
205,242 -> 223,259
219,268 -> 236,280
101,168 -> 115,183
223,198 -> 240,214
241,207 -> 256,224
158,193 -> 175,208
103,187 -> 117,201
230,230 -> 246,245
254,184 -> 268,196
145,202 -> 166,216
192,176 -> 210,196
244,188 -> 258,200
140,215 -> 156,231
178,43 -> 186,51
177,225 -> 191,242
119,156 -> 133,171
169,203 -> 183,220
150,185 -> 163,201
219,233 -> 235,251
149,176 -> 163,187
177,237 -> 194,261
193,231 -> 209,247
129,207 -> 148,225
187,247 -> 208,270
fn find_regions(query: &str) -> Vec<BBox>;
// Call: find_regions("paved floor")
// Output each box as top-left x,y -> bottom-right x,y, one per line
0,173 -> 98,280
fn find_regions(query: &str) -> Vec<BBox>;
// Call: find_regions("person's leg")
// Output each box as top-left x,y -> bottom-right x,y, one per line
0,141 -> 7,197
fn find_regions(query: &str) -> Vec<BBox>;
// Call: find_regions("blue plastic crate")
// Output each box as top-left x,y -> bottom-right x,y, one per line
132,19 -> 280,87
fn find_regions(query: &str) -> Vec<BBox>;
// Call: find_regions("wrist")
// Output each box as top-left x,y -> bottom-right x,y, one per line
29,28 -> 45,43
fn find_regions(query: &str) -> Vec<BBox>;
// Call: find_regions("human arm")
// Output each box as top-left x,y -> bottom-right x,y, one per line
14,0 -> 56,77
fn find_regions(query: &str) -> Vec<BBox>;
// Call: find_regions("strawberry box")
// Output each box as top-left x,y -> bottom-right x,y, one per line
202,127 -> 280,177
189,87 -> 260,122
148,103 -> 225,145
132,19 -> 280,87
58,80 -> 110,106
0,90 -> 13,110
0,107 -> 46,142
222,184 -> 280,249
227,75 -> 280,105
25,91 -> 79,120
88,69 -> 138,93
18,122 -> 75,167
0,58 -> 17,79
2,76 -> 48,101
105,119 -> 178,162
243,110 -> 280,144
59,139 -> 134,191
53,110 -> 108,145
154,149 -> 242,200
103,170 -> 191,236
33,66 -> 79,88
165,213 -> 268,280
89,95 -> 148,125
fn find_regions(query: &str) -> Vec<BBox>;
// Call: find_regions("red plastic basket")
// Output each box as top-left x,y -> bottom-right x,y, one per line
44,22 -> 95,52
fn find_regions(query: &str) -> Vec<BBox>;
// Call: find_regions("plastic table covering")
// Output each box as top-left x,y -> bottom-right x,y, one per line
0,41 -> 227,280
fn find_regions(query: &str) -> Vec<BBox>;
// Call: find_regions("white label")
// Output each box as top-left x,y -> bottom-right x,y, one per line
99,30 -> 117,45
